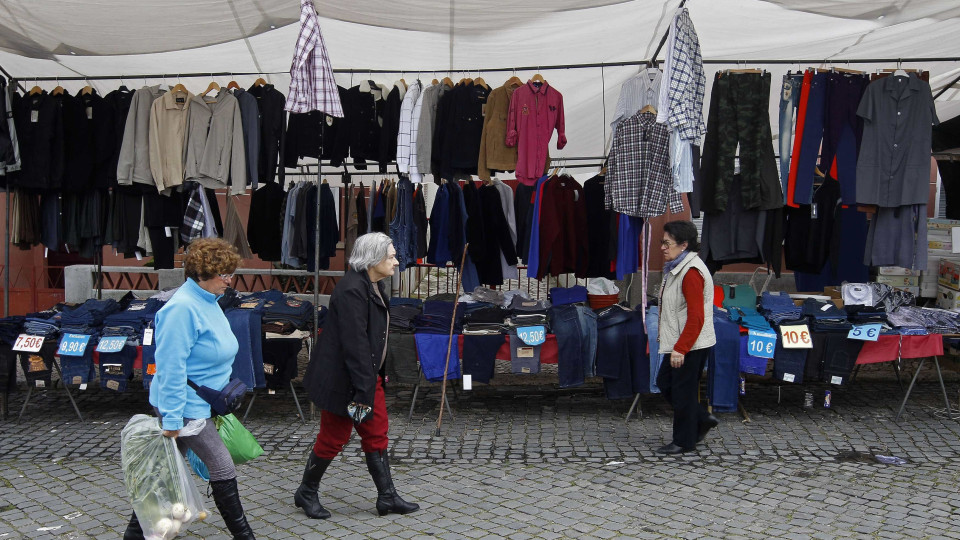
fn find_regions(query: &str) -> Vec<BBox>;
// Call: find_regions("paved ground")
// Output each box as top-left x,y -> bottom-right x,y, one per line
1,361 -> 960,539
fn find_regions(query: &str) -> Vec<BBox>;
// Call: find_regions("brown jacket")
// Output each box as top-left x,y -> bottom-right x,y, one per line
477,80 -> 521,181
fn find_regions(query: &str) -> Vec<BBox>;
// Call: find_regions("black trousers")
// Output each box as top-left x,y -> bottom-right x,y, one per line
656,347 -> 711,449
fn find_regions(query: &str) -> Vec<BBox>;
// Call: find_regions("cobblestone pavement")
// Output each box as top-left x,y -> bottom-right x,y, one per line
2,364 -> 960,539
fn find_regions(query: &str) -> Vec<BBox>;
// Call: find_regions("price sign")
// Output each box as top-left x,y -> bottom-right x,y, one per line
779,324 -> 813,349
13,334 -> 44,352
57,334 -> 91,357
848,324 -> 881,342
747,330 -> 777,359
516,326 -> 546,346
96,336 -> 128,354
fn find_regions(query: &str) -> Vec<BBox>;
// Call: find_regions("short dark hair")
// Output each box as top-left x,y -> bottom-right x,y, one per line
663,220 -> 700,252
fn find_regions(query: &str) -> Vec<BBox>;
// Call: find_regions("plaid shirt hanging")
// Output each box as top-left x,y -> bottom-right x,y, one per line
284,0 -> 344,117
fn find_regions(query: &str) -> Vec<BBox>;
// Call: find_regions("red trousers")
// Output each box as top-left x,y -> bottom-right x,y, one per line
312,377 -> 389,459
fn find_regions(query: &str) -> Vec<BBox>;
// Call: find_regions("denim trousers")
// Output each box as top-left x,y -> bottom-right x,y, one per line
575,305 -> 598,379
60,345 -> 97,385
550,305 -> 585,388
597,308 -> 648,399
792,72 -> 828,205
461,334 -> 504,384
646,306 -> 661,393
389,177 -> 417,272
226,309 -> 264,389
99,344 -> 137,392
779,73 -> 804,203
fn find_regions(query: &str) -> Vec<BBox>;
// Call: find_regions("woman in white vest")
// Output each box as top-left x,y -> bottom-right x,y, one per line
655,221 -> 718,454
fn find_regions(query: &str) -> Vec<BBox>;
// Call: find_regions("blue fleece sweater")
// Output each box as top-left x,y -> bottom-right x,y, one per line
149,278 -> 239,430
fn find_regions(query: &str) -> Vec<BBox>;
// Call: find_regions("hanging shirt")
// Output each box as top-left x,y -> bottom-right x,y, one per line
396,81 -> 423,175
606,110 -> 682,218
856,73 -> 939,207
285,0 -> 343,117
118,85 -> 166,187
506,81 -> 566,186
657,7 -> 706,142
610,69 -> 662,131
409,83 -> 430,182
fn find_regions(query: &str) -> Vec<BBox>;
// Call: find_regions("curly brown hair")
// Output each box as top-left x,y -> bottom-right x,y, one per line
183,238 -> 241,281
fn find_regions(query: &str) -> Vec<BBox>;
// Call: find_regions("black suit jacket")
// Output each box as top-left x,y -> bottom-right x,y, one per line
304,269 -> 389,415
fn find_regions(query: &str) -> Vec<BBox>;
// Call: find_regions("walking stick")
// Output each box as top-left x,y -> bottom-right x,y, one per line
435,243 -> 469,436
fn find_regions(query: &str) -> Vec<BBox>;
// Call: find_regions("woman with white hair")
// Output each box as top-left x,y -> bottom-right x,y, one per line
296,233 -> 419,519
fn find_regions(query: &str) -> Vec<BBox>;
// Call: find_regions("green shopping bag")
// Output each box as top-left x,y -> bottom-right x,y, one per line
213,414 -> 263,465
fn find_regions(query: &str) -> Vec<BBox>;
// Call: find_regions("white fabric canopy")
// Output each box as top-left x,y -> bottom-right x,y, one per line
2,0 -> 959,165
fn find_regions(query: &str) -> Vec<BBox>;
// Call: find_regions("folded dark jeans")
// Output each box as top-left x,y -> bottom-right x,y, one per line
386,333 -> 420,384
99,344 -> 137,392
462,334 -> 504,384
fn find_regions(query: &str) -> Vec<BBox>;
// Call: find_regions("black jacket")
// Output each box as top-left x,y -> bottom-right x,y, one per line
77,89 -> 117,189
246,181 -> 284,261
304,269 -> 389,414
248,83 -> 288,183
11,91 -> 63,190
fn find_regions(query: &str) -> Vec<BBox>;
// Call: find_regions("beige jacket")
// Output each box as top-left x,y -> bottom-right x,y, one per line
477,80 -> 521,181
148,90 -> 193,193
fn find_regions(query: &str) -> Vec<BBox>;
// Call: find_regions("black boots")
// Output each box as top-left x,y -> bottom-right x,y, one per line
294,452 -> 333,519
123,512 -> 144,540
697,414 -> 719,443
210,478 -> 256,539
365,450 -> 420,516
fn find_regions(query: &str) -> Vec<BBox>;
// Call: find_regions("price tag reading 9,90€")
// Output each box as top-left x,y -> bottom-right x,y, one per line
57,334 -> 92,357
13,334 -> 44,352
747,330 -> 777,359
779,324 -> 813,349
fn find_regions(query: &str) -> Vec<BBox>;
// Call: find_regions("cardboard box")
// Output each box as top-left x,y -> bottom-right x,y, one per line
928,218 -> 960,230
937,285 -> 960,310
877,275 -> 920,287
929,240 -> 953,251
877,266 -> 922,277
938,258 -> 960,290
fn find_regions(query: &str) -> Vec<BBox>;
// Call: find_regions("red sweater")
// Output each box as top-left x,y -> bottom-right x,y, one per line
674,269 -> 705,355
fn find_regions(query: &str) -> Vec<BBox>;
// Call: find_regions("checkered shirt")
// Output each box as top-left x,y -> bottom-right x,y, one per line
180,185 -> 205,244
284,0 -> 344,117
661,7 -> 705,141
396,81 -> 422,174
605,111 -> 682,218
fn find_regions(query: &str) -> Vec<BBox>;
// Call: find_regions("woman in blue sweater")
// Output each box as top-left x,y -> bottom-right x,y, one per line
124,238 -> 255,540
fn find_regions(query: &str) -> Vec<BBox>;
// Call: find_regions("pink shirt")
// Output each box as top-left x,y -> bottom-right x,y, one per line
505,81 -> 567,185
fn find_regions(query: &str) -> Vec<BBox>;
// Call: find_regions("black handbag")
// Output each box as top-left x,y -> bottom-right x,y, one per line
187,377 -> 248,416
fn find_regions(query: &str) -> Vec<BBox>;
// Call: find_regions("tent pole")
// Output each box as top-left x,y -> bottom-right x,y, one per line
0,66 -> 25,93
933,72 -> 960,100
648,0 -> 688,65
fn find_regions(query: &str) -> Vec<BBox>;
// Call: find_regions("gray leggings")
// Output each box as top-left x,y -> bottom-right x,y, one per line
155,409 -> 236,482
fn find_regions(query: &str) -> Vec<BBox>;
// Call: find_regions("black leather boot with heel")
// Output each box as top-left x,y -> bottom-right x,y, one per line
365,450 -> 420,516
210,478 -> 256,539
294,452 -> 333,519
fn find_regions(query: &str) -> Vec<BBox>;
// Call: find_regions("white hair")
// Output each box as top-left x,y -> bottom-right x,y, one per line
348,233 -> 393,272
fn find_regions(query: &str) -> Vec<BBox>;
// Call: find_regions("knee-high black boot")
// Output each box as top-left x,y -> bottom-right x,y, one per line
293,452 -> 333,519
365,450 -> 420,516
210,478 -> 256,539
123,512 -> 144,540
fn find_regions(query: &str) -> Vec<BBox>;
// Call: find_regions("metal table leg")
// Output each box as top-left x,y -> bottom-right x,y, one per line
895,358 -> 926,421
242,391 -> 257,423
16,385 -> 33,424
52,359 -> 83,422
625,393 -> 642,422
289,381 -> 306,423
407,368 -> 423,421
893,360 -> 904,392
933,356 -> 953,417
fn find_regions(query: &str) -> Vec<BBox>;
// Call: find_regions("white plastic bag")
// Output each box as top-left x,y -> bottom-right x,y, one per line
587,278 -> 619,295
121,415 -> 209,540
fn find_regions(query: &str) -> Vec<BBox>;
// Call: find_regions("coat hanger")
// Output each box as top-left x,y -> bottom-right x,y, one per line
640,104 -> 657,115
474,72 -> 488,90
171,74 -> 188,95
252,75 -> 267,87
201,78 -> 221,97
531,72 -> 545,84
227,74 -> 241,90
441,76 -> 454,88
80,80 -> 94,95
29,84 -> 44,96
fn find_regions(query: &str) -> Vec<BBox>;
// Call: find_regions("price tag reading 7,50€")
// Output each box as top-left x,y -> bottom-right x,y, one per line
779,324 -> 813,349
747,330 -> 777,359
58,334 -> 92,357
13,334 -> 44,352
848,324 -> 881,341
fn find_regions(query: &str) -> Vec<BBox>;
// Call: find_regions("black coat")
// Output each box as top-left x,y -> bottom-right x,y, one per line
304,269 -> 389,415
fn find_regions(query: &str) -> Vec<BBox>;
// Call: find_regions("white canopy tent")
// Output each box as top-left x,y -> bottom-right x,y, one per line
2,0 -> 960,166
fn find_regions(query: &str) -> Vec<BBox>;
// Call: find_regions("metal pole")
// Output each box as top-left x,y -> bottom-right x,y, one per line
16,57 -> 960,83
4,185 -> 9,317
648,0 -> 687,65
